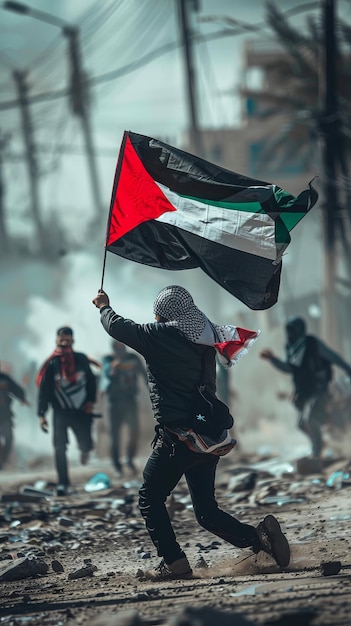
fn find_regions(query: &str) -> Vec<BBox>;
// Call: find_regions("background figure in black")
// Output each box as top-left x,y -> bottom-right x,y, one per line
0,369 -> 29,469
260,317 -> 351,459
100,340 -> 147,475
36,327 -> 97,495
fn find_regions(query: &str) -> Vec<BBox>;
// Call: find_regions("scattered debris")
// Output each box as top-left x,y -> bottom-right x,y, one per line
320,561 -> 342,576
194,556 -> 209,569
326,471 -> 350,490
20,485 -> 53,498
84,473 -> 111,492
52,559 -> 64,573
0,555 -> 49,581
58,516 -> 75,527
68,564 -> 95,580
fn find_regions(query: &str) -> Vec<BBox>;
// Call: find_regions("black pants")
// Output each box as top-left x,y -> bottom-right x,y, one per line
53,410 -> 93,486
106,399 -> 138,470
138,429 -> 259,564
0,417 -> 13,469
297,391 -> 330,458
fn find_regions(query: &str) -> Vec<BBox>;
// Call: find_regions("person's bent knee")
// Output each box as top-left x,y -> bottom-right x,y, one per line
194,504 -> 219,529
139,485 -> 167,513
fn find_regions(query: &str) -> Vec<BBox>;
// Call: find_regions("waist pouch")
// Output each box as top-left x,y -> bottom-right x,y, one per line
165,385 -> 236,456
166,425 -> 236,457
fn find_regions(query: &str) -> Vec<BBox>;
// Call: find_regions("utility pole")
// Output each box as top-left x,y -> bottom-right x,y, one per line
13,70 -> 45,253
319,0 -> 339,349
63,26 -> 104,225
0,131 -> 11,251
3,2 -> 104,229
177,0 -> 204,157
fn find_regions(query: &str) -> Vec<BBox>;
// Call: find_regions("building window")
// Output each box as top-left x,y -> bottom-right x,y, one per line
248,141 -> 306,177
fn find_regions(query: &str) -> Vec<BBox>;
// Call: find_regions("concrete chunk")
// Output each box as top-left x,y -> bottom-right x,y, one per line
0,556 -> 49,581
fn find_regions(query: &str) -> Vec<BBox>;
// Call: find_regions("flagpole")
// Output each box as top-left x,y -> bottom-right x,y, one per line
100,248 -> 108,291
100,130 -> 128,291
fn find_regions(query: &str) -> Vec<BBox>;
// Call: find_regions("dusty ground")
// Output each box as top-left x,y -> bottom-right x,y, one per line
0,446 -> 351,626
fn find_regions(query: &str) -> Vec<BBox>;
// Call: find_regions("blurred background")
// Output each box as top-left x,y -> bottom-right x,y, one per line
1,0 -> 351,467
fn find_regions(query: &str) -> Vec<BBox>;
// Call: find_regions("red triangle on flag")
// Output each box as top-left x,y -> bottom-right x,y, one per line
107,136 -> 176,246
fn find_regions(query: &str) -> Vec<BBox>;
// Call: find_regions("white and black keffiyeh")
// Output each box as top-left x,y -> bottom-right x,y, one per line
287,336 -> 307,366
286,318 -> 307,366
153,285 -> 206,342
153,285 -> 260,367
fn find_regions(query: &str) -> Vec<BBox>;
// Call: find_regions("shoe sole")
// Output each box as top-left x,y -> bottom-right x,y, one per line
263,515 -> 290,568
145,571 -> 193,582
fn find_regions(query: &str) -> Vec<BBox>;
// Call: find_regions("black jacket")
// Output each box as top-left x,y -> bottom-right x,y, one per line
37,353 -> 96,417
290,336 -> 332,400
0,373 -> 26,419
270,334 -> 351,405
100,306 -> 216,426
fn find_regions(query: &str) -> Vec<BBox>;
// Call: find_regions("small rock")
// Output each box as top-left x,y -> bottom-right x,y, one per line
58,517 -> 75,527
68,565 -> 95,580
195,556 -> 209,569
52,560 -> 64,573
0,556 -> 49,582
320,561 -> 341,576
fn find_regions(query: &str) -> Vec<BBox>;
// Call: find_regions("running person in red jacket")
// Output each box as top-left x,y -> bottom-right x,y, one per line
36,327 -> 96,495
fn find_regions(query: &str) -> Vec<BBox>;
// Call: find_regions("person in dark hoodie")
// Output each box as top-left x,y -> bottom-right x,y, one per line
260,316 -> 351,458
93,285 -> 290,581
36,327 -> 97,495
0,368 -> 29,469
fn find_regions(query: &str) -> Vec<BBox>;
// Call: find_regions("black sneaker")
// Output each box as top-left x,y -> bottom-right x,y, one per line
144,556 -> 193,581
256,514 -> 290,568
56,484 -> 68,497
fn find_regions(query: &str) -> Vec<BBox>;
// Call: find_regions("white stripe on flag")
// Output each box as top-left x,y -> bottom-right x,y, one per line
155,182 -> 287,262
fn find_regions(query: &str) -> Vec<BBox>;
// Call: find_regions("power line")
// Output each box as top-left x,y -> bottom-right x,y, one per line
0,0 -> 323,113
3,143 -> 118,159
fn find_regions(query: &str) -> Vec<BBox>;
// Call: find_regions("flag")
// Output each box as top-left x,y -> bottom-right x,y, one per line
105,131 -> 318,310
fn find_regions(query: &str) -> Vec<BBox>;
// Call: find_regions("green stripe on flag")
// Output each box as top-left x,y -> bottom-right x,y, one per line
275,217 -> 291,245
273,187 -> 307,231
178,194 -> 264,215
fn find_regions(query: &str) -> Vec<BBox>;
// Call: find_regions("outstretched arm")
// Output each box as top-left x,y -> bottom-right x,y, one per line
92,290 -> 148,355
260,349 -> 293,374
37,365 -> 53,433
8,376 -> 28,404
5,375 -> 30,406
